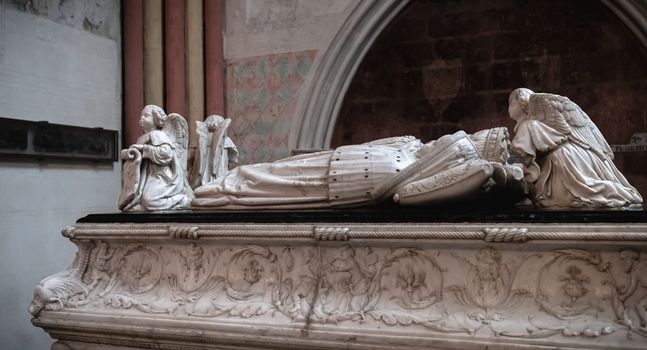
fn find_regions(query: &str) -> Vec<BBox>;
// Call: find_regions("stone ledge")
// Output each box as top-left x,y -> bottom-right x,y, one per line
37,312 -> 613,350
63,222 -> 647,242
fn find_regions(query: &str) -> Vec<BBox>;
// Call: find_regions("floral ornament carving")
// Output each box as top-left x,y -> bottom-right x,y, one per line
535,250 -> 612,320
618,249 -> 647,333
165,244 -> 223,315
560,265 -> 590,307
387,248 -> 444,310
442,247 -> 534,336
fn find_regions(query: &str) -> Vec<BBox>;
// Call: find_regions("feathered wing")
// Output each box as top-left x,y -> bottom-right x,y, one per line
528,93 -> 614,160
163,113 -> 190,172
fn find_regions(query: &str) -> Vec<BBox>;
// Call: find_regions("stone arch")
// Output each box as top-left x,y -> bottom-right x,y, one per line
292,0 -> 411,151
292,0 -> 647,151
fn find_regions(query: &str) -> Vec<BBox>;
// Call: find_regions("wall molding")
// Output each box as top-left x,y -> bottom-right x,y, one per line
602,0 -> 647,51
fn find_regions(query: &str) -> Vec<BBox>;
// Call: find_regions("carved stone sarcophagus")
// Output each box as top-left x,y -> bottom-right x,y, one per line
30,209 -> 647,350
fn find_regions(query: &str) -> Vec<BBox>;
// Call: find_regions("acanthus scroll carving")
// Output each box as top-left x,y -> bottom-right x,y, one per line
30,241 -> 647,342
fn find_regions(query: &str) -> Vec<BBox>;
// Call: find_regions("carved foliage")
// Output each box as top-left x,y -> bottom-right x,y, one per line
30,242 -> 647,342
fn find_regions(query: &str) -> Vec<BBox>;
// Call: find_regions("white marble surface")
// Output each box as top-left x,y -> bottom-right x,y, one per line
508,88 -> 642,208
119,106 -> 193,212
190,115 -> 239,189
30,220 -> 647,349
191,128 -> 522,209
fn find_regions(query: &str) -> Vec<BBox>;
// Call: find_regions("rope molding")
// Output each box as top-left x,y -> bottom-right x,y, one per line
314,227 -> 350,241
63,224 -> 647,242
348,229 -> 484,240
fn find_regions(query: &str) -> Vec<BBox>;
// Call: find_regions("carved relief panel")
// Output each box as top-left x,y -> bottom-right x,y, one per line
30,237 -> 647,348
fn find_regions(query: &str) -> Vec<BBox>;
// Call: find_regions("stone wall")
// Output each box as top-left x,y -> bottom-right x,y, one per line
7,0 -> 120,41
224,0 -> 358,163
333,0 -> 647,197
0,1 -> 121,349
226,51 -> 317,162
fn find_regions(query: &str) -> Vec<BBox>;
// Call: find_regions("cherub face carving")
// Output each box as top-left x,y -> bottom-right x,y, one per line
508,88 -> 533,123
139,107 -> 156,132
508,97 -> 527,123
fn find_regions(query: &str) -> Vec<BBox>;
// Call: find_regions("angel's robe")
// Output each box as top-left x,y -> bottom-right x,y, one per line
511,119 -> 642,208
191,132 -> 498,209
120,130 -> 191,211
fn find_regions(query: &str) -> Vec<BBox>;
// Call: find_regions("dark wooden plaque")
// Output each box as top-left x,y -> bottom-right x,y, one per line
0,117 -> 118,162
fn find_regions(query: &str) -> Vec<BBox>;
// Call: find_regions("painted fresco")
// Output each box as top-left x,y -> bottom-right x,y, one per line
226,50 -> 317,164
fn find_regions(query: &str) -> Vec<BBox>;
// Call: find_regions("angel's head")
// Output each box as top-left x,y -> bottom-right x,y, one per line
508,88 -> 533,123
469,127 -> 511,164
140,105 -> 168,132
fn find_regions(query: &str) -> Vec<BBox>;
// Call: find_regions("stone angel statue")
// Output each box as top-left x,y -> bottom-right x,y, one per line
118,105 -> 194,211
189,114 -> 239,189
191,127 -> 524,210
508,88 -> 642,208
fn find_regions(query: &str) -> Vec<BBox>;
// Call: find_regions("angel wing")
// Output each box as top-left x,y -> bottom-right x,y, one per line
528,93 -> 614,160
163,113 -> 189,172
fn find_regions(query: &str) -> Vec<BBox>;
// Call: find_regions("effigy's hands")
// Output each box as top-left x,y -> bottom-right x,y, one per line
393,159 -> 494,206
488,162 -> 524,187
491,162 -> 507,186
504,164 -> 524,183
493,163 -> 527,204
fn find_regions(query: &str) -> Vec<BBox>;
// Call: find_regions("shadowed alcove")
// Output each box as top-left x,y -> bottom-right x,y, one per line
331,0 -> 647,197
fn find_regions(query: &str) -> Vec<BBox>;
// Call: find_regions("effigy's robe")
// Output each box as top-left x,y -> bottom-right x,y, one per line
192,132 -> 499,210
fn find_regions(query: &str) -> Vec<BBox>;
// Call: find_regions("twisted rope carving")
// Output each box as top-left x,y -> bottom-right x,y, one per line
483,228 -> 529,242
197,229 -> 311,237
527,231 -> 647,241
62,226 -> 76,238
168,226 -> 199,240
65,225 -> 647,242
348,230 -> 484,240
314,227 -> 350,241
69,228 -> 167,237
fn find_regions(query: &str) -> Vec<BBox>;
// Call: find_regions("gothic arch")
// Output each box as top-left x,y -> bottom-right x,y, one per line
292,0 -> 647,151
292,0 -> 410,151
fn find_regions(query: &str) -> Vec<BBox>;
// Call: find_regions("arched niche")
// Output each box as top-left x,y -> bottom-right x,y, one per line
292,0 -> 647,151
292,0 -> 411,151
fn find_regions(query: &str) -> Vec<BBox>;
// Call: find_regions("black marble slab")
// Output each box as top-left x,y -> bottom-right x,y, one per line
78,204 -> 647,224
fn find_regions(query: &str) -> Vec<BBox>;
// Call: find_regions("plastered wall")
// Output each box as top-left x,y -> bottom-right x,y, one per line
224,0 -> 358,163
0,1 -> 121,349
